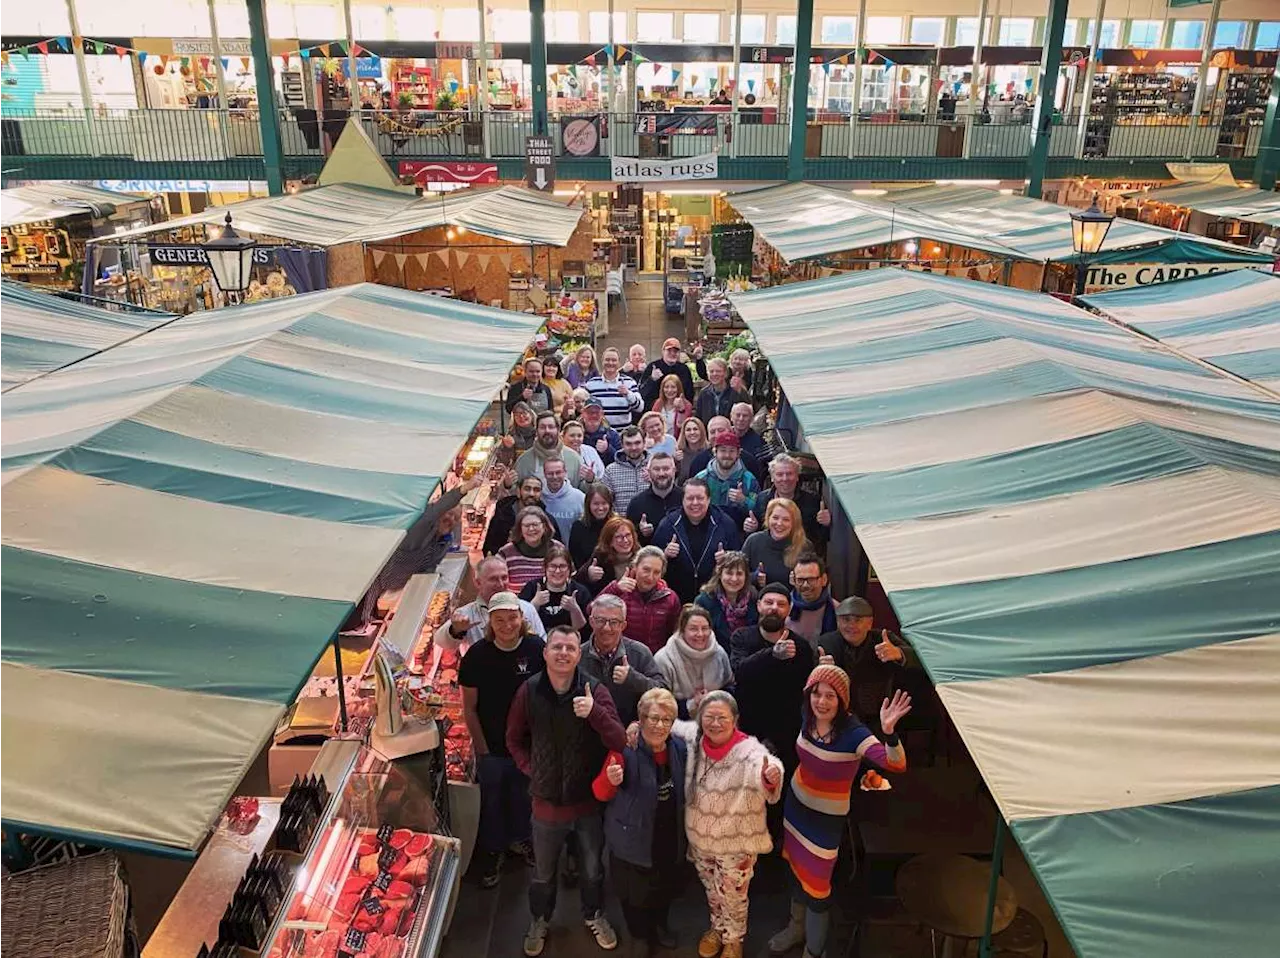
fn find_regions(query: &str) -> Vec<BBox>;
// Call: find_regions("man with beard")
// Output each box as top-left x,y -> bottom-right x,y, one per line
505,357 -> 554,415
650,479 -> 741,603
484,471 -> 546,557
686,416 -> 764,484
516,410 -> 586,490
695,431 -> 760,529
580,398 -> 621,466
638,337 -> 697,407
787,551 -> 840,647
625,452 -> 682,546
604,426 -> 651,515
729,583 -> 814,777
745,453 -> 832,553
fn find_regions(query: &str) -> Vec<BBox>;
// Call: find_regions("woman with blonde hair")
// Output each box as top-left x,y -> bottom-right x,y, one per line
651,374 -> 692,437
676,417 -> 711,483
638,411 -> 677,457
741,498 -> 809,589
566,344 -> 600,388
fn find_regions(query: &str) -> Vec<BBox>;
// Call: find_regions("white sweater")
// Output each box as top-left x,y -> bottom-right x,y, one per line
671,720 -> 784,856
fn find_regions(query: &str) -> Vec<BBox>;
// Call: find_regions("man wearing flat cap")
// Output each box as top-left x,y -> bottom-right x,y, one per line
816,596 -> 915,736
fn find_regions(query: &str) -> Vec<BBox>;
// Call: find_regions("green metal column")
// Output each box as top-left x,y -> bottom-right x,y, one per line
1026,0 -> 1068,198
246,0 -> 285,195
786,0 -> 815,181
530,0 -> 549,135
1255,66 -> 1280,191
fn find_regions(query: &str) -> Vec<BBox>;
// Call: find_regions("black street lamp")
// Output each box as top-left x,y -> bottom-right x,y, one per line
1070,193 -> 1115,298
202,212 -> 257,300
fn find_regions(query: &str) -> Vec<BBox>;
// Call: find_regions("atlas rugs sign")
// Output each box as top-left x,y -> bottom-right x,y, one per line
399,161 -> 498,186
1084,261 -> 1263,292
610,153 -> 719,183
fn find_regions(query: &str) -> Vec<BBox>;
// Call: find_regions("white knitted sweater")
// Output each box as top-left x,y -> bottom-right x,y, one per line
671,720 -> 784,856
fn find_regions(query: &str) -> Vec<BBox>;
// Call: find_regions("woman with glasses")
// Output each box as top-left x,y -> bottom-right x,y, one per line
577,515 -> 640,598
593,688 -> 687,958
519,543 -> 591,637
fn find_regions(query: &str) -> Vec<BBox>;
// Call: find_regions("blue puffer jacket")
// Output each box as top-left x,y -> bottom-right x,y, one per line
601,736 -> 688,869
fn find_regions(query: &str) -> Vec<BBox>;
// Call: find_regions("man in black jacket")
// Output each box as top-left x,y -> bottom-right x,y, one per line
729,584 -> 815,776
625,452 -> 682,545
694,357 -> 748,423
638,337 -> 695,407
507,627 -> 628,956
745,453 -> 832,554
816,596 -> 914,735
483,472 -> 545,556
650,479 -> 742,603
505,357 -> 554,415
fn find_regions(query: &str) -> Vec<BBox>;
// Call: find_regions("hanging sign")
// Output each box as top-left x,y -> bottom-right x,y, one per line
398,161 -> 498,185
635,113 -> 718,136
147,243 -> 277,266
561,116 -> 603,157
525,135 -> 555,191
172,38 -> 253,56
610,153 -> 718,183
1083,261 -> 1262,293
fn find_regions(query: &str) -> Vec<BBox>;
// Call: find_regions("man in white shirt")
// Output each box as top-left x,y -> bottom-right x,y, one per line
435,556 -> 548,649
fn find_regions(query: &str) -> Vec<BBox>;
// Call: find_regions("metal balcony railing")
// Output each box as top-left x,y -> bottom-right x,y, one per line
0,106 -> 1257,168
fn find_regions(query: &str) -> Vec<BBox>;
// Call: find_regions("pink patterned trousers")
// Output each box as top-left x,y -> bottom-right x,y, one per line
692,851 -> 758,943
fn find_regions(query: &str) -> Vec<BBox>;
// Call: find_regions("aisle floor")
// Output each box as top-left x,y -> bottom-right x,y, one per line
599,277 -> 686,359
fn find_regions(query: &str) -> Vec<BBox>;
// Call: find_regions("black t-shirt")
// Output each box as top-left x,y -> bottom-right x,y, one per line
519,578 -> 593,637
457,635 -> 545,757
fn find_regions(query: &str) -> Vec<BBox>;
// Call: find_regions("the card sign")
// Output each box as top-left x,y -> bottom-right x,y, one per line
525,135 -> 555,192
610,153 -> 719,183
1084,261 -> 1262,292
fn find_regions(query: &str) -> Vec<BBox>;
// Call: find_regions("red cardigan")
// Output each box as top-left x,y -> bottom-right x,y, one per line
596,579 -> 682,654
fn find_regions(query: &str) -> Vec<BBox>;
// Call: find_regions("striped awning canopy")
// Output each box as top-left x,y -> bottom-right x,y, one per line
0,183 -> 145,228
1,281 -> 173,391
731,269 -> 1280,958
95,183 -> 585,248
725,183 -> 1271,266
1135,181 -> 1280,228
1084,269 -> 1280,393
1,283 -> 541,854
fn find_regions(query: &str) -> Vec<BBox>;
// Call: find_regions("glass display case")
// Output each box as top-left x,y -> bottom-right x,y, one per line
261,741 -> 461,958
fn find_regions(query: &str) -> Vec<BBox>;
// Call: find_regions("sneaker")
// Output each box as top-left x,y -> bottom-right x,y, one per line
585,912 -> 619,950
524,917 -> 550,957
478,851 -> 503,889
509,838 -> 536,868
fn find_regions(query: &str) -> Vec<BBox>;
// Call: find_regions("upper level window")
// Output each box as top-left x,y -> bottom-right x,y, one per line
589,12 -> 627,43
730,15 -> 767,45
636,12 -> 675,43
776,15 -> 797,45
683,13 -> 720,44
1127,20 -> 1163,48
821,17 -> 857,45
910,18 -> 945,46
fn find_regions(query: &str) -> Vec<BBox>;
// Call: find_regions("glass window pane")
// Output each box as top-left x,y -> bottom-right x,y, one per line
442,8 -> 480,42
776,15 -> 797,45
213,3 -> 251,37
352,5 -> 389,41
545,11 -> 579,42
636,12 -> 674,42
1128,20 -> 1162,48
955,18 -> 992,47
588,12 -> 627,43
865,17 -> 902,44
730,15 -> 768,45
910,18 -> 945,46
1213,21 -> 1246,47
490,9 -> 530,43
1099,20 -> 1121,47
394,8 -> 436,42
0,6 -> 71,33
998,18 -> 1035,46
1171,21 -> 1205,48
683,13 -> 720,44
821,17 -> 857,45
1256,22 -> 1280,50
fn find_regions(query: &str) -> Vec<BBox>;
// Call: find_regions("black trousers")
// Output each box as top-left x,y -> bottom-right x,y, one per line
611,854 -> 681,941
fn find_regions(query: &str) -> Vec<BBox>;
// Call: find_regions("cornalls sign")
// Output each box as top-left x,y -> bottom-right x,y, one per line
610,153 -> 718,183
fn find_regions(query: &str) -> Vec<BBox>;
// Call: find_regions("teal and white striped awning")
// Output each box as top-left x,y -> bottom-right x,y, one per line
726,183 -> 1272,266
1,281 -> 173,391
94,183 -> 585,248
1136,181 -> 1280,228
731,269 -> 1280,958
0,183 -> 145,228
1,283 -> 542,854
1084,269 -> 1280,394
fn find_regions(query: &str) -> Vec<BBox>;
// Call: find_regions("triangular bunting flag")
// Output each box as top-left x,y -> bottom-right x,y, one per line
35,41 -> 49,55
1,52 -> 8,68
57,37 -> 71,53
19,46 -> 30,59
281,52 -> 291,67
585,54 -> 596,66
821,62 -> 830,75
241,57 -> 250,72
394,253 -> 409,271
371,249 -> 387,268
415,252 -> 432,273
603,43 -> 614,59
92,40 -> 104,55
476,254 -> 491,273
300,48 -> 311,60
319,43 -> 330,57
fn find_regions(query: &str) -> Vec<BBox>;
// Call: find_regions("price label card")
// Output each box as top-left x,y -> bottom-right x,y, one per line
373,870 -> 393,893
341,928 -> 366,955
377,844 -> 400,871
376,824 -> 394,844
360,896 -> 385,917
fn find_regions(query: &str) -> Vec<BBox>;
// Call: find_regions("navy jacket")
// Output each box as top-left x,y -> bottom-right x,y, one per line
602,736 -> 688,868
695,590 -> 760,656
651,507 -> 742,603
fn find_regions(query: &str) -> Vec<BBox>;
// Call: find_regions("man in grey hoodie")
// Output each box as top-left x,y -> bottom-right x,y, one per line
540,456 -> 586,541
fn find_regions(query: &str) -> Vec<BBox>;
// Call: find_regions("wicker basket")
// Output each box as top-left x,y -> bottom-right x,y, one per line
2,852 -> 132,958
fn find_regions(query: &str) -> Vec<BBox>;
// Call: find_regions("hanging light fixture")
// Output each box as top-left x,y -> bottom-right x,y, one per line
1069,193 -> 1116,298
202,212 -> 257,294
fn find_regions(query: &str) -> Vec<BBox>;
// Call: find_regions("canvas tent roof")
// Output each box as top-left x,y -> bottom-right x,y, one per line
729,269 -> 1280,958
95,183 -> 584,249
0,183 -> 145,228
724,183 -> 1271,265
1,281 -> 173,390
1084,269 -> 1280,393
1135,181 -> 1280,228
1,283 -> 542,854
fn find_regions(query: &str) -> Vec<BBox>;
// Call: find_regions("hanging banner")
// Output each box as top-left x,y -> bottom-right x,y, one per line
610,153 -> 718,183
1083,261 -> 1261,293
394,253 -> 409,271
399,160 -> 498,185
635,113 -> 718,136
147,243 -> 277,266
371,249 -> 387,269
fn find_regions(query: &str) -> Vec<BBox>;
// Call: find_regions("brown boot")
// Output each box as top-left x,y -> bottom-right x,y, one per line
721,941 -> 744,958
697,929 -> 723,958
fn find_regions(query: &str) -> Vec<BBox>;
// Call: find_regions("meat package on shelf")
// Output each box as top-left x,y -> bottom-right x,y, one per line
270,825 -> 441,958
411,639 -> 474,783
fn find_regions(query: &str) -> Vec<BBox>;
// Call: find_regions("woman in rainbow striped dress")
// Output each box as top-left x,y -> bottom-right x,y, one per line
769,665 -> 912,958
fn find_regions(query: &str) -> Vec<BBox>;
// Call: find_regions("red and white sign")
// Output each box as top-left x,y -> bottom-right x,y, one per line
399,161 -> 499,186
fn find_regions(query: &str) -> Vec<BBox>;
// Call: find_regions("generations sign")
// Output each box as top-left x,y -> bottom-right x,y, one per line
148,243 -> 277,266
1083,261 -> 1262,292
610,153 -> 719,183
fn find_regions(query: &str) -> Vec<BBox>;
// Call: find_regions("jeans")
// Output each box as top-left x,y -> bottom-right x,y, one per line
530,812 -> 606,920
477,754 -> 533,854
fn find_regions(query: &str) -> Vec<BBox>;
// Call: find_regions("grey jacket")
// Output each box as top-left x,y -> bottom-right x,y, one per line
578,636 -> 667,726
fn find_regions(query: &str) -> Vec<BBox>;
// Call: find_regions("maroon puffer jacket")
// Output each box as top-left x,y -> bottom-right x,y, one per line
597,579 -> 683,654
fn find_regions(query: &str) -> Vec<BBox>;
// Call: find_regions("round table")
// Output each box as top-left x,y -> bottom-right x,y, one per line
896,853 -> 1017,957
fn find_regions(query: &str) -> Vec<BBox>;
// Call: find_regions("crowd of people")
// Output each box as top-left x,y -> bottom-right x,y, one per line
441,338 -> 916,958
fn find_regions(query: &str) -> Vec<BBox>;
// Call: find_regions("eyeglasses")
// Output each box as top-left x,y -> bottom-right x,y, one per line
642,715 -> 674,727
794,575 -> 822,585
702,715 -> 733,726
592,617 -> 625,628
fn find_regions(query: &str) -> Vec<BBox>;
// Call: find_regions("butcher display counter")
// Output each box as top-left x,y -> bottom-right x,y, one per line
148,739 -> 461,958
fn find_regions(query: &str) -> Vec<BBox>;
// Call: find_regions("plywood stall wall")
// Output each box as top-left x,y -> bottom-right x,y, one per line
328,242 -> 368,287
363,219 -> 594,308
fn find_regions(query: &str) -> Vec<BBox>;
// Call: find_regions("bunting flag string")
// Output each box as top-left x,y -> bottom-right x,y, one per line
371,250 -> 388,269
394,253 -> 409,271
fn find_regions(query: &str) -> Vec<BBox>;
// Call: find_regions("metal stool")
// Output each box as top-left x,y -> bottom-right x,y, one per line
991,908 -> 1047,958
